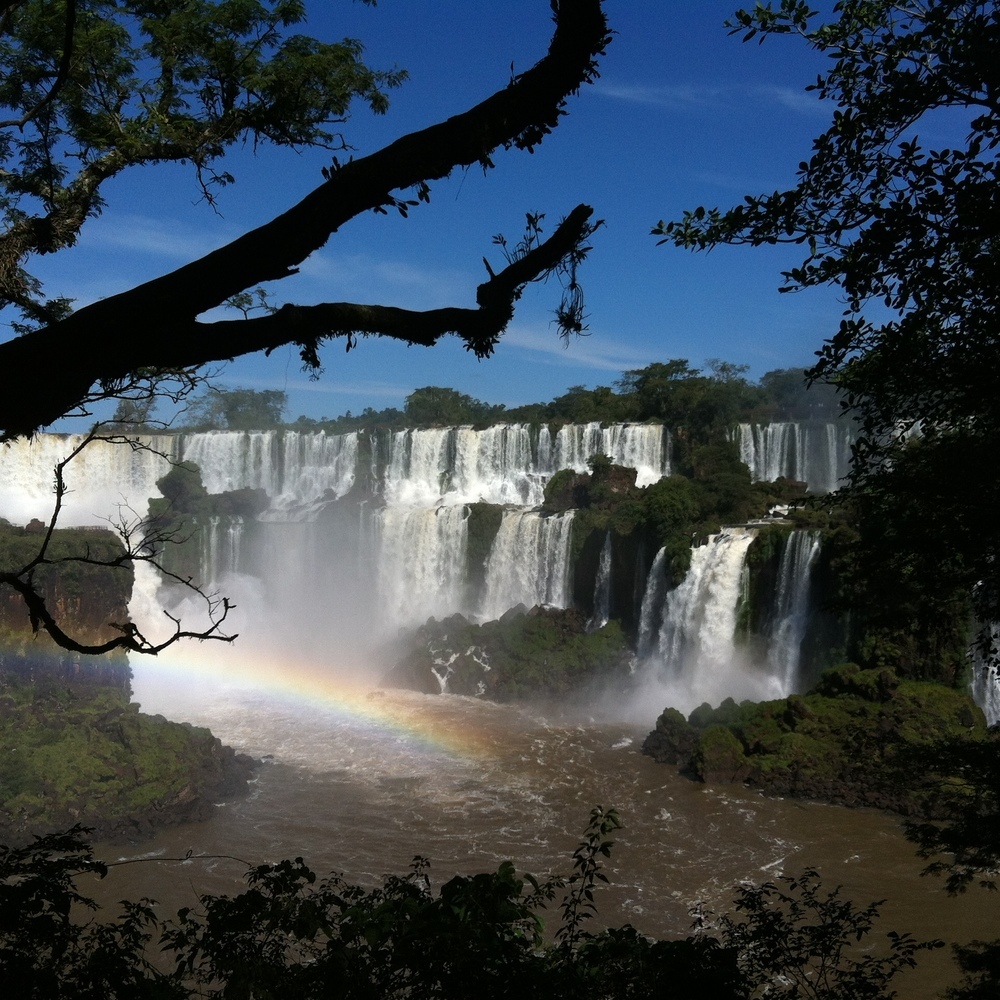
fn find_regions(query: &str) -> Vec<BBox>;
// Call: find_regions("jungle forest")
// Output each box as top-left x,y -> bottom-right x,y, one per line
1,2 -> 999,998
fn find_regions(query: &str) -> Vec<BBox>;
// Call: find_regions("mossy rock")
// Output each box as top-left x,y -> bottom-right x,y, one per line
386,606 -> 633,702
691,726 -> 751,784
641,707 -> 696,764
642,665 -> 992,816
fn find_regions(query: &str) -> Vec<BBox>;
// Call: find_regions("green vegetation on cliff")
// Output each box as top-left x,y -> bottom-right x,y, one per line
386,607 -> 632,701
0,672 -> 256,841
0,523 -> 131,645
542,448 -> 807,632
1,522 -> 256,843
643,663 -> 992,818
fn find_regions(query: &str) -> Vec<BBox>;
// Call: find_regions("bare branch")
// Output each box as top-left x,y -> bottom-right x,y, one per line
0,424 -> 239,655
107,204 -> 599,374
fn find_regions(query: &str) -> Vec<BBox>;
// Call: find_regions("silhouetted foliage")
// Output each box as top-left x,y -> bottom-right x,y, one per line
0,811 -> 938,999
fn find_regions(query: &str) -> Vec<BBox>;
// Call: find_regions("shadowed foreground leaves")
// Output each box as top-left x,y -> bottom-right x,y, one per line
0,809 -> 941,999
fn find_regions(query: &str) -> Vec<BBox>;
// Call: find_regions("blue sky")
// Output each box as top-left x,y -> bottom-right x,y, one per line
30,1 -> 851,425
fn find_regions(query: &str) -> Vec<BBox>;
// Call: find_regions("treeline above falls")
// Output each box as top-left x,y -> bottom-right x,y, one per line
1,420 -> 995,723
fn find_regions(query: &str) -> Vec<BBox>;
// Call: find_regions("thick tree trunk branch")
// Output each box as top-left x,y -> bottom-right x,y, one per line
85,204 -> 596,376
0,0 -> 609,439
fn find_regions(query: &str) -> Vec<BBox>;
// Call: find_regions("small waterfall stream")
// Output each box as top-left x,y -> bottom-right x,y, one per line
588,532 -> 613,631
768,530 -> 822,691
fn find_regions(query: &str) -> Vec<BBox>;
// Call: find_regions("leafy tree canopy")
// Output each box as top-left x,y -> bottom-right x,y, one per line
183,387 -> 287,429
403,386 -> 502,427
654,0 -> 1000,643
0,0 -> 405,332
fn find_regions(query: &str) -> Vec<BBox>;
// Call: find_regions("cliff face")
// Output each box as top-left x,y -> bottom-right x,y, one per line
1,523 -> 133,699
0,522 -> 257,844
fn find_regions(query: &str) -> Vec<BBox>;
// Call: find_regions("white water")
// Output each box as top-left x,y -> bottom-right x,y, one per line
637,529 -> 790,714
549,423 -> 670,488
588,532 -> 613,631
375,503 -> 471,628
0,433 -> 176,526
970,625 -> 1000,726
636,548 -> 667,660
735,421 -> 853,493
479,510 -> 575,622
768,531 -> 822,692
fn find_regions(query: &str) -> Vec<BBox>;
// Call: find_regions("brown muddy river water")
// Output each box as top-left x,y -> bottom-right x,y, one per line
79,653 -> 997,999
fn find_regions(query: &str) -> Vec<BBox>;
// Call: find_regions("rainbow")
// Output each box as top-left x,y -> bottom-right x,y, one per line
128,645 -> 502,762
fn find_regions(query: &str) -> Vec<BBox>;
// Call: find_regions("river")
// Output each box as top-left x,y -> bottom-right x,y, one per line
82,651 -> 995,999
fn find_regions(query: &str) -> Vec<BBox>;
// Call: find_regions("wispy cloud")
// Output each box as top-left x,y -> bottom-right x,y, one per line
595,80 -> 725,108
296,251 -> 465,307
81,213 -> 236,261
597,78 -> 827,118
503,325 -> 657,374
755,84 -> 827,117
213,370 -> 409,401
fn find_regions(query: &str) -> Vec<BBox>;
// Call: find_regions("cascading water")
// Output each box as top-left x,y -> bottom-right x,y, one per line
970,625 -> 1000,726
643,528 -> 773,712
1,425 -> 834,697
588,532 -> 613,631
182,430 -> 358,517
0,433 -> 176,526
200,517 -> 244,581
550,422 -> 669,487
633,528 -> 827,716
768,531 -> 822,691
636,548 -> 667,660
734,421 -> 853,493
375,503 -> 471,628
479,510 -> 574,622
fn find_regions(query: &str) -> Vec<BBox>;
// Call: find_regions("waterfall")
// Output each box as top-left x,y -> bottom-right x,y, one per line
182,430 -> 357,516
767,531 -> 821,691
970,625 -> 1000,726
588,532 -> 613,630
200,517 -> 244,582
550,423 -> 669,487
375,503 -> 470,628
0,433 -> 175,526
380,425 -> 546,506
734,421 -> 853,493
640,528 -> 789,713
972,664 -> 1000,726
636,548 -> 667,660
0,427 -> 833,692
451,425 -> 542,505
658,529 -> 756,679
480,511 -> 575,621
